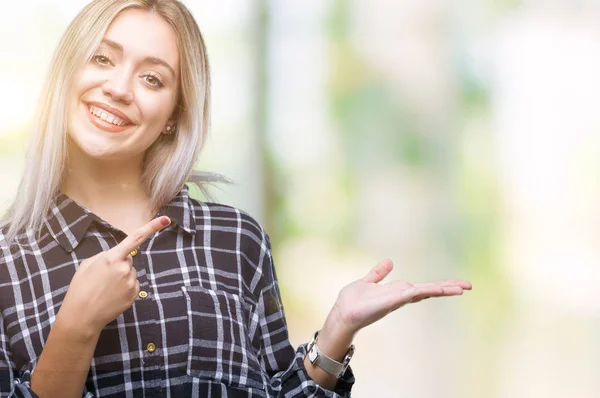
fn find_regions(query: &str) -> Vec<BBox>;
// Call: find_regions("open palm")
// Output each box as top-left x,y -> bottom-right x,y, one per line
333,259 -> 472,334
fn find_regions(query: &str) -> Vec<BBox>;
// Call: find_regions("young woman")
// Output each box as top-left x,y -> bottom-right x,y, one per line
0,1 -> 472,397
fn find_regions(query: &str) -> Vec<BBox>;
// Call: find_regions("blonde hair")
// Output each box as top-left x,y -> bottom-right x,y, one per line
2,0 -> 228,243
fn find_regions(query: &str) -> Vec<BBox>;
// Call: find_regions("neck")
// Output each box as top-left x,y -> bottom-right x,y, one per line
61,144 -> 156,235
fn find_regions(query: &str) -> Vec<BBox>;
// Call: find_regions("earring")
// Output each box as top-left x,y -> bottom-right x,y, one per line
165,125 -> 173,135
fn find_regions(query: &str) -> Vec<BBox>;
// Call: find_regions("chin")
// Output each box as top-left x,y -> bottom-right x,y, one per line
71,135 -> 119,159
67,109 -> 123,159
67,125 -> 114,159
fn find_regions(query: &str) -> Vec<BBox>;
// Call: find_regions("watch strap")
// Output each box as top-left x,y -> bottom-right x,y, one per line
306,330 -> 354,378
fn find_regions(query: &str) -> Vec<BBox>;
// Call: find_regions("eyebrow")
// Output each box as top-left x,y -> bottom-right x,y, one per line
101,38 -> 177,79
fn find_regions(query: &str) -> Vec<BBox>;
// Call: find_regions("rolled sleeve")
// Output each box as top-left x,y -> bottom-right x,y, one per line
271,343 -> 354,397
8,368 -> 39,398
0,309 -> 38,398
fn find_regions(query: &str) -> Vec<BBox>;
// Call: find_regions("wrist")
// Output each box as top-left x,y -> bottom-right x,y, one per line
302,307 -> 356,387
316,309 -> 356,362
55,305 -> 102,342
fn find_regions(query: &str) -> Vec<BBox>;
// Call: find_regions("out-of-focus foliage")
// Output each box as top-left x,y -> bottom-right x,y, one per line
1,1 -> 598,397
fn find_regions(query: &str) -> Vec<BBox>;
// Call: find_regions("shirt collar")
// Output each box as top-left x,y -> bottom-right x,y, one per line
45,193 -> 98,253
158,184 -> 197,235
46,184 -> 196,253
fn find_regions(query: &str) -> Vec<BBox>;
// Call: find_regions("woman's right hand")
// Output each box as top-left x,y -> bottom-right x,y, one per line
57,216 -> 171,338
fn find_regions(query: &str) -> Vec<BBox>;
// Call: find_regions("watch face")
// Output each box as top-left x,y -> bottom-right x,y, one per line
308,346 -> 318,363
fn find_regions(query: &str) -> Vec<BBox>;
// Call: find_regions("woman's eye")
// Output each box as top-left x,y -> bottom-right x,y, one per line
93,55 -> 111,66
143,75 -> 164,88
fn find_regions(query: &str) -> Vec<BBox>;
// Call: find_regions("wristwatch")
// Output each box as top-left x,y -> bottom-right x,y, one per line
306,330 -> 354,378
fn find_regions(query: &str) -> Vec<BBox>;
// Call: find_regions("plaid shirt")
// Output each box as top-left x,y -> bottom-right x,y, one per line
0,186 -> 354,397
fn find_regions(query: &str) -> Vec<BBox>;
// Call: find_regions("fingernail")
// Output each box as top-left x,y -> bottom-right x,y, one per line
160,216 -> 170,226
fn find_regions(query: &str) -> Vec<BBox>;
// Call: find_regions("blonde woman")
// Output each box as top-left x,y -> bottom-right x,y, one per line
0,1 -> 472,397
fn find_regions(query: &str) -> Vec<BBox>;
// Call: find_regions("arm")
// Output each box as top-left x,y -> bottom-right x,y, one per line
0,285 -> 97,398
255,279 -> 354,397
29,311 -> 100,398
31,217 -> 171,398
248,230 -> 354,397
0,310 -> 74,398
250,227 -> 471,396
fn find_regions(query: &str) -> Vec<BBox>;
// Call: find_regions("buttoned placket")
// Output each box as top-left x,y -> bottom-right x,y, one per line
129,237 -> 167,398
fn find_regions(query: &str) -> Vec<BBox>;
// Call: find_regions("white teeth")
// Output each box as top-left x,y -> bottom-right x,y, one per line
88,105 -> 128,127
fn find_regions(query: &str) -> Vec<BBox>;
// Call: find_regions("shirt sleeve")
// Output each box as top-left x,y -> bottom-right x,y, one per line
248,229 -> 355,397
0,310 -> 39,398
0,311 -> 94,398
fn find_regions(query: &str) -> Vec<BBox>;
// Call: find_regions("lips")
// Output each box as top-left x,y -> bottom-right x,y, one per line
84,101 -> 135,133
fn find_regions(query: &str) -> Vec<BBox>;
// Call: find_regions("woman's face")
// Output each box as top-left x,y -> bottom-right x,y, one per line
67,8 -> 180,160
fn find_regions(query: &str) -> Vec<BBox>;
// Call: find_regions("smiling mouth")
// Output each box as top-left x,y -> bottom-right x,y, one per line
84,103 -> 134,133
89,105 -> 129,126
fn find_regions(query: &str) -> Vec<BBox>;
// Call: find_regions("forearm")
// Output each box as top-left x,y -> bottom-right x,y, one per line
30,311 -> 100,398
303,311 -> 355,391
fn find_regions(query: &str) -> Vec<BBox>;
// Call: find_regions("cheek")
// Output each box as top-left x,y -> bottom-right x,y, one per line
136,91 -> 177,129
68,68 -> 105,123
132,97 -> 172,152
71,66 -> 103,98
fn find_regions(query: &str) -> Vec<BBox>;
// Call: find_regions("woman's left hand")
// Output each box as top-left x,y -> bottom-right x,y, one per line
329,258 -> 472,337
304,258 -> 472,388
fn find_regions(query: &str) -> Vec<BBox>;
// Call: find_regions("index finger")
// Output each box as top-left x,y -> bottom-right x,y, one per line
110,216 -> 171,259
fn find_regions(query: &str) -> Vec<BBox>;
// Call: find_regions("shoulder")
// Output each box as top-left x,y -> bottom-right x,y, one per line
0,226 -> 32,268
0,222 -> 53,271
0,226 -> 26,288
189,199 -> 270,248
0,225 -> 20,265
0,227 -> 9,266
183,197 -> 277,295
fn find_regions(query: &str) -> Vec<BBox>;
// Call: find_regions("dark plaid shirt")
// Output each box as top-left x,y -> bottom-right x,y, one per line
0,186 -> 354,397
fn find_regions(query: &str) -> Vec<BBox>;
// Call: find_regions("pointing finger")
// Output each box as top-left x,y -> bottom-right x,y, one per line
110,216 -> 171,260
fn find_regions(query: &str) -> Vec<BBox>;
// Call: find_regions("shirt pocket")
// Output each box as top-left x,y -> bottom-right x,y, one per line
181,285 -> 265,390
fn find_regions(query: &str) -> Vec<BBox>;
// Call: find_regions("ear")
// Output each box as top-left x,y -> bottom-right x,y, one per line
167,110 -> 178,124
162,114 -> 178,135
166,106 -> 180,129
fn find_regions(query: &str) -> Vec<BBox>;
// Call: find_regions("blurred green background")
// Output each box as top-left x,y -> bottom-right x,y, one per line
1,1 -> 599,396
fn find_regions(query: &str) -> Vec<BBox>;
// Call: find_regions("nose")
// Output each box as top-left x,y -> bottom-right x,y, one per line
102,68 -> 134,104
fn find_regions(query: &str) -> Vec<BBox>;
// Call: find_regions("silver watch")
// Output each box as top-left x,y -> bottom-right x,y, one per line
306,330 -> 354,378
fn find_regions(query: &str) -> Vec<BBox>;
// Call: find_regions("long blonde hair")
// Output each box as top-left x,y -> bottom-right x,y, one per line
2,0 -> 228,243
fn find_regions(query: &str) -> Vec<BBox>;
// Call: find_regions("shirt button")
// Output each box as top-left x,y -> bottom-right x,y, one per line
146,343 -> 156,353
138,290 -> 148,299
130,248 -> 138,257
170,219 -> 177,227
